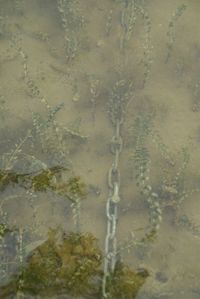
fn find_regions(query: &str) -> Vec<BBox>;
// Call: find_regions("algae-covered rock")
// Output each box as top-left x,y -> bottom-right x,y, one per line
0,166 -> 87,202
103,261 -> 149,299
0,166 -> 64,191
0,228 -> 102,298
0,228 -> 149,298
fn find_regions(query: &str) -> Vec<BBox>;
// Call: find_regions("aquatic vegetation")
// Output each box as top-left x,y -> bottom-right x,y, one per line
61,176 -> 87,201
105,9 -> 113,36
0,154 -> 87,235
0,166 -> 87,203
165,4 -> 187,63
126,111 -> 200,246
120,0 -> 138,48
119,146 -> 197,252
176,214 -> 200,238
0,228 -> 102,297
57,0 -> 85,62
0,166 -> 62,191
0,1 -> 199,298
157,148 -> 191,211
190,79 -> 200,112
88,75 -> 101,122
55,174 -> 87,232
30,166 -> 64,192
129,113 -> 163,239
108,78 -> 134,125
0,227 -> 150,299
63,117 -> 88,142
135,1 -> 153,86
0,94 -> 9,121
119,0 -> 153,85
119,108 -> 200,253
102,261 -> 149,299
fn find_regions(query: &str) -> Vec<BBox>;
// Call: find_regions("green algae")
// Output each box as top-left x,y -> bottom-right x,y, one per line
57,175 -> 87,201
0,227 -> 149,298
0,228 -> 102,298
0,166 -> 87,202
0,166 -> 64,191
102,261 -> 149,299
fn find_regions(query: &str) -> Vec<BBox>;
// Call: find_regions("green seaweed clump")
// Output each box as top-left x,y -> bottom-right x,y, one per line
0,228 -> 102,298
56,175 -> 87,202
0,169 -> 24,190
30,166 -> 64,191
0,166 -> 87,203
0,166 -> 64,191
64,176 -> 87,201
103,261 -> 149,299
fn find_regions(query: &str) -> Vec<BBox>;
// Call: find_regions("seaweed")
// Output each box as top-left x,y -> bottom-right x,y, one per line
0,228 -> 102,298
101,261 -> 149,299
0,227 -> 149,298
0,166 -> 64,191
0,166 -> 87,204
165,4 -> 187,63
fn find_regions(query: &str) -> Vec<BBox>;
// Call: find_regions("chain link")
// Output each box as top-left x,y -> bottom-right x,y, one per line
102,119 -> 123,298
17,228 -> 25,299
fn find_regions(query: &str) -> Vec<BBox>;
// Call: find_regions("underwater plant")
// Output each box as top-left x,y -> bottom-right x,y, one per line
0,226 -> 149,299
0,1 -> 197,298
165,4 -> 187,63
0,228 -> 102,298
0,166 -> 86,201
101,260 -> 149,299
57,0 -> 85,62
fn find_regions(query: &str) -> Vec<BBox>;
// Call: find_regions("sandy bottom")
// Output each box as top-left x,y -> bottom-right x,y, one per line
0,0 -> 200,298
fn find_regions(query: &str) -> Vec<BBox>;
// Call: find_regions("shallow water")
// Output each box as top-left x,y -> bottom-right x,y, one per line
0,0 -> 200,298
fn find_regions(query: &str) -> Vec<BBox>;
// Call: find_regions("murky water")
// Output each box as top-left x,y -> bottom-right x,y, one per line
0,0 -> 200,298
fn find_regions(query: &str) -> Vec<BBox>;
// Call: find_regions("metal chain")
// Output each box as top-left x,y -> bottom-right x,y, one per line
17,228 -> 25,299
102,119 -> 123,299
